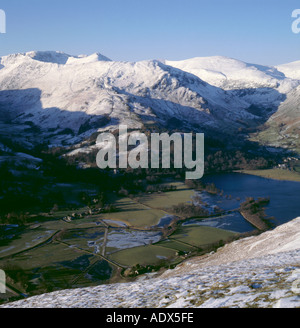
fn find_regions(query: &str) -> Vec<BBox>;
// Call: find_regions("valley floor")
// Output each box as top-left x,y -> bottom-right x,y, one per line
1,248 -> 299,308
2,218 -> 300,308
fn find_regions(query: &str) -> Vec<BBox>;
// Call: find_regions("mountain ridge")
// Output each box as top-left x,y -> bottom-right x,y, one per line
1,50 -> 300,153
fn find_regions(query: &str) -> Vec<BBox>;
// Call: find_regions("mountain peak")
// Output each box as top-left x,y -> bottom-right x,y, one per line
0,50 -> 111,67
165,55 -> 290,89
66,52 -> 112,65
25,51 -> 72,64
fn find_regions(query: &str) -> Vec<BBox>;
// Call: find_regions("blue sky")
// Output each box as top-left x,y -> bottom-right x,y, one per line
0,0 -> 299,65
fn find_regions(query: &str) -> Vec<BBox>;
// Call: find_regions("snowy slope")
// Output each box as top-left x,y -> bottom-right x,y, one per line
165,56 -> 300,153
0,51 -> 256,137
2,218 -> 300,308
166,56 -> 298,90
1,51 -> 112,66
1,51 -> 300,151
162,217 -> 300,275
276,60 -> 300,80
166,56 -> 299,108
0,52 -> 288,133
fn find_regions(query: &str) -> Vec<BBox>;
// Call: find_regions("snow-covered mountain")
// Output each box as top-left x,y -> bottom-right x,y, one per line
166,56 -> 298,106
0,51 -> 252,135
167,56 -> 287,88
0,51 -> 300,152
276,60 -> 300,80
165,56 -> 300,152
2,217 -> 300,308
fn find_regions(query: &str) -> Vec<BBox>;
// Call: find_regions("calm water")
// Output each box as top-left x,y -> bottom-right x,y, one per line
183,212 -> 254,233
202,172 -> 300,227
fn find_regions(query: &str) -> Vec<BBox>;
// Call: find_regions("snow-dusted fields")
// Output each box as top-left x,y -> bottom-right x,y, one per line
2,218 -> 299,308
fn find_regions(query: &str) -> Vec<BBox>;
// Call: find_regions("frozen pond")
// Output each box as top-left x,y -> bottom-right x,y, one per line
154,215 -> 178,228
106,230 -> 162,251
86,229 -> 163,254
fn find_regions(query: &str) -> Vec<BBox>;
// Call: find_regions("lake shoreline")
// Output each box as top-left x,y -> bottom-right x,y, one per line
235,169 -> 300,183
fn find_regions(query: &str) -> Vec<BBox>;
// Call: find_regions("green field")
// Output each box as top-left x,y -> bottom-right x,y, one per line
108,245 -> 177,267
0,227 -> 58,258
0,179 -> 241,304
251,122 -> 300,155
242,169 -> 300,182
136,182 -> 195,209
170,225 -> 236,248
155,239 -> 197,252
0,241 -> 115,296
1,242 -> 83,270
97,197 -> 167,228
60,227 -> 106,251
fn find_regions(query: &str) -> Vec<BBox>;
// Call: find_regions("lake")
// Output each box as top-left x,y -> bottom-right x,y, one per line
185,172 -> 300,233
